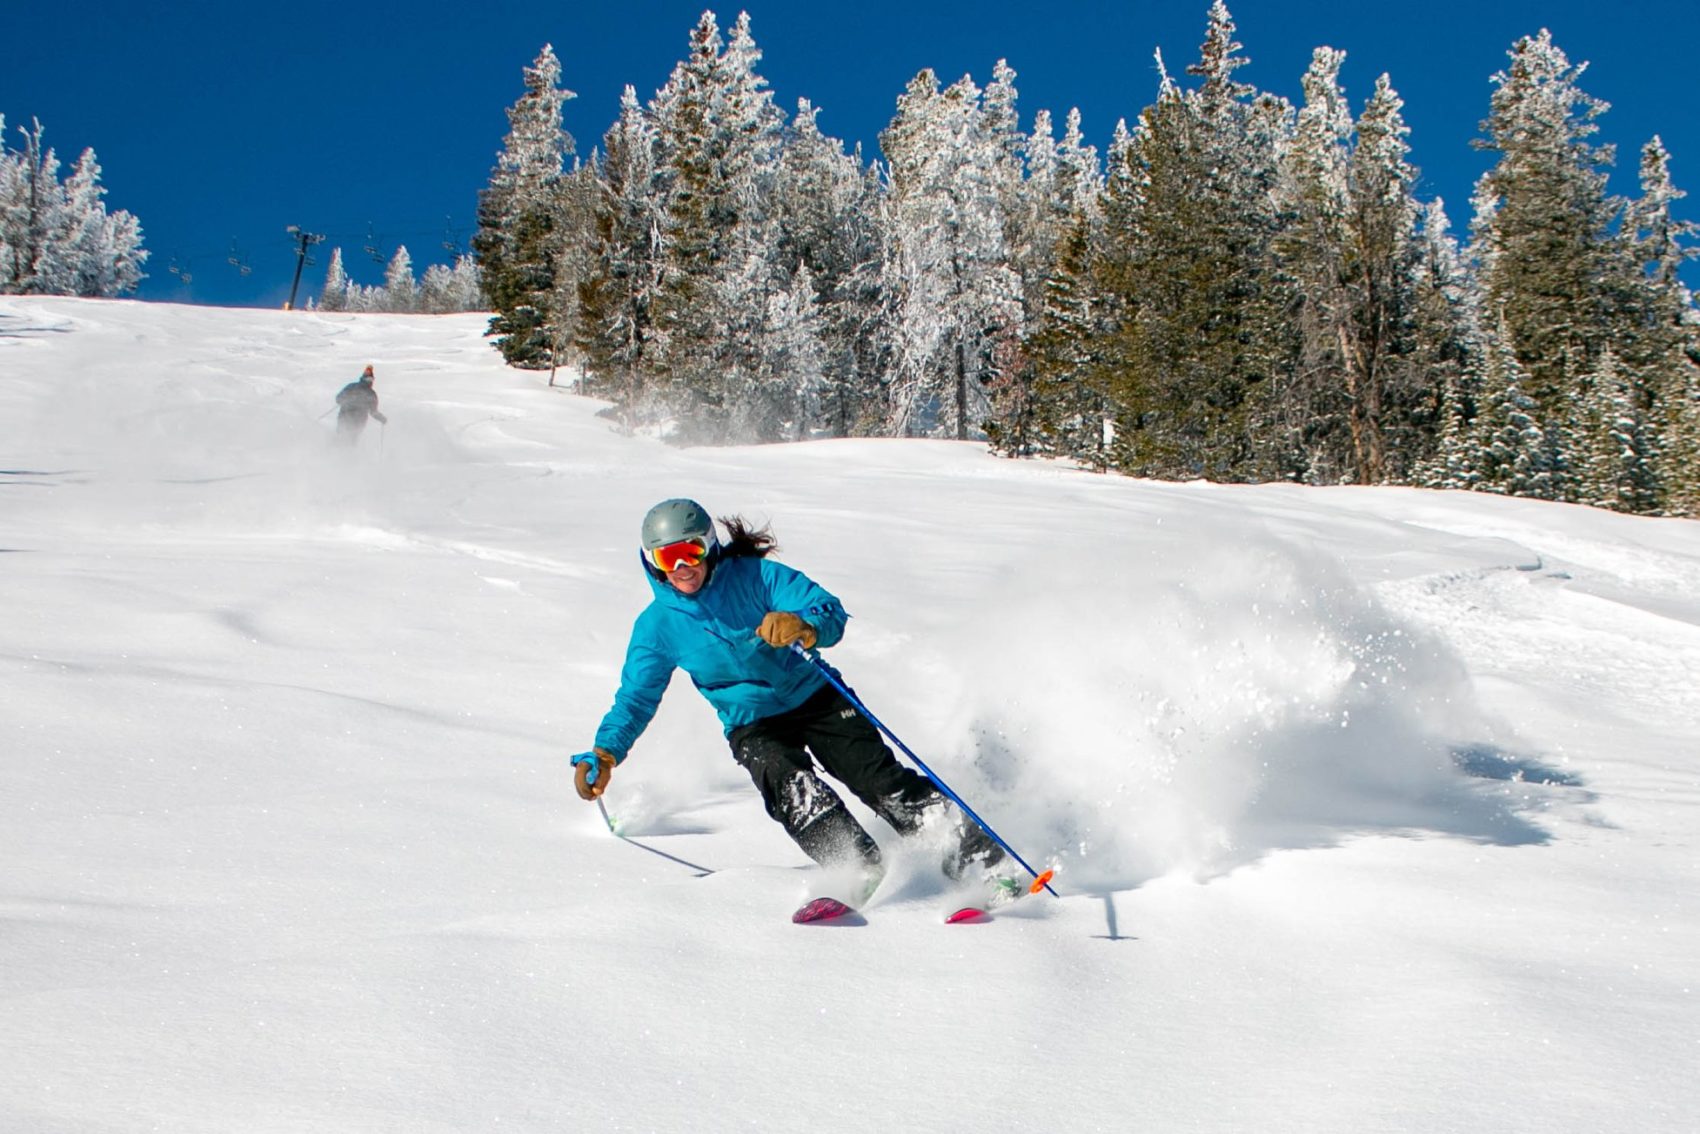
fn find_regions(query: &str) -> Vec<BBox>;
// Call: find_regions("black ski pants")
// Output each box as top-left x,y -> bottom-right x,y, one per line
727,685 -> 1001,875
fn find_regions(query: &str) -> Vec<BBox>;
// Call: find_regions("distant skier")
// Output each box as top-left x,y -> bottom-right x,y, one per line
569,498 -> 1007,900
333,364 -> 388,443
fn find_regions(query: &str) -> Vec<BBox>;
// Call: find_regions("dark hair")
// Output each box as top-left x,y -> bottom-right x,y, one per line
719,515 -> 777,559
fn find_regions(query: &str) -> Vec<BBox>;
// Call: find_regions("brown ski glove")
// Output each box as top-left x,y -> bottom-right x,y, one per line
572,748 -> 617,801
756,611 -> 818,650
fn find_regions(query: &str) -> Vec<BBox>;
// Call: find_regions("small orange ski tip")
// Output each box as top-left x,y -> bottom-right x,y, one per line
1029,869 -> 1055,895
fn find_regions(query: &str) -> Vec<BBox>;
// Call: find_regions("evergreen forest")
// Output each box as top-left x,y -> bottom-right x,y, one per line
473,3 -> 1700,516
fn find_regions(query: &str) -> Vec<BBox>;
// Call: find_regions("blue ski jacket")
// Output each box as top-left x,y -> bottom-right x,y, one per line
593,554 -> 848,760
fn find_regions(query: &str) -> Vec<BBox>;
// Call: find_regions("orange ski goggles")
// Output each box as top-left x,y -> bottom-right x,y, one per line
647,537 -> 711,574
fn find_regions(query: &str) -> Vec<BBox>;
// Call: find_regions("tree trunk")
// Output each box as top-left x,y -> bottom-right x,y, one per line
1338,320 -> 1385,483
955,340 -> 969,441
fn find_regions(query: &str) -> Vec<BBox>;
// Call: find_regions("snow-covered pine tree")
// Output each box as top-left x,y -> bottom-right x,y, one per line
451,255 -> 487,310
762,263 -> 829,438
708,12 -> 793,439
1024,110 -> 1058,239
1277,52 -> 1442,486
104,211 -> 146,296
1094,4 -> 1297,480
719,253 -> 829,441
720,11 -> 785,214
417,258 -> 487,314
383,245 -> 417,312
646,11 -> 787,439
1409,200 -> 1488,489
1,119 -> 62,293
645,11 -> 733,416
1628,137 -> 1696,297
1427,374 -> 1480,491
1469,29 -> 1640,503
35,144 -> 89,295
1024,107 -> 1110,465
981,59 -> 1031,281
1344,74 -> 1435,483
981,60 -> 1025,178
578,86 -> 664,424
1058,109 -> 1103,216
540,162 -> 600,384
975,60 -> 1057,452
1472,314 -> 1553,497
982,105 -> 1057,457
52,148 -> 146,297
983,72 -> 1112,457
1624,136 -> 1700,514
877,70 -> 950,437
1028,197 -> 1112,467
1084,113 -> 1141,426
772,99 -> 889,437
419,262 -> 453,313
474,44 -> 574,367
1277,47 -> 1356,481
319,247 -> 349,312
879,68 -> 1023,439
841,154 -> 902,435
417,255 -> 484,314
1662,359 -> 1700,516
1577,346 -> 1661,511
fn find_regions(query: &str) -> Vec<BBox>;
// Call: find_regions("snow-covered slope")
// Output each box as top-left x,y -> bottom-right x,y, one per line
3,297 -> 1696,1133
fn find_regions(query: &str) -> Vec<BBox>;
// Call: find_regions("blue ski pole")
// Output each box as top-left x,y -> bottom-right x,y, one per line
597,798 -> 714,877
791,643 -> 1058,897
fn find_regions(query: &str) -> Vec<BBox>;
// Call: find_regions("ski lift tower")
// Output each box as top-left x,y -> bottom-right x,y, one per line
283,225 -> 324,310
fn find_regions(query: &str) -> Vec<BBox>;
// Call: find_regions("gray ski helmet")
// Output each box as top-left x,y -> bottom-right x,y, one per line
640,498 -> 718,555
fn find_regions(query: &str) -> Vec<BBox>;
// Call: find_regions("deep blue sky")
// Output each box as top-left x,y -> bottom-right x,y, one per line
7,0 -> 1698,308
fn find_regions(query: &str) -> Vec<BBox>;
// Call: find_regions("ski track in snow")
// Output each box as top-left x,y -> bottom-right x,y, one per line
3,297 -> 1698,1133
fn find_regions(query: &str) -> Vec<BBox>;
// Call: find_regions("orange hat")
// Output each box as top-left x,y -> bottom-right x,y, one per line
362,364 -> 374,376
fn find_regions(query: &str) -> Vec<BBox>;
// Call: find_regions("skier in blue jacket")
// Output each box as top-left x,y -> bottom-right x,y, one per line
572,498 -> 1002,891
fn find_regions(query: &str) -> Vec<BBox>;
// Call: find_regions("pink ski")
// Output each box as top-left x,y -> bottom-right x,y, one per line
947,870 -> 1053,922
792,897 -> 856,924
